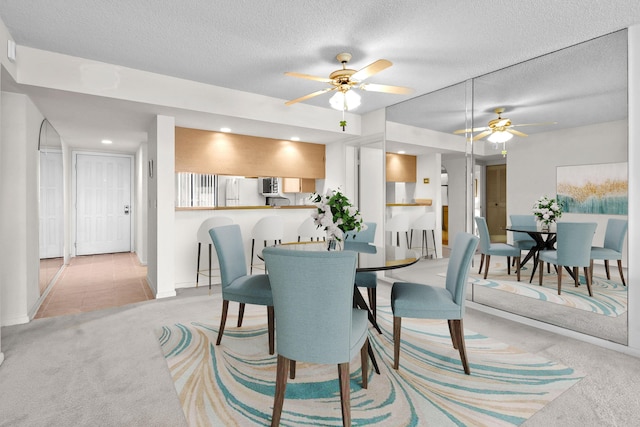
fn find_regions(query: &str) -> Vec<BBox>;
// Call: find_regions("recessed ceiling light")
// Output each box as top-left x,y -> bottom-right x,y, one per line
220,127 -> 231,133
398,150 -> 406,154
291,136 -> 300,141
101,139 -> 112,144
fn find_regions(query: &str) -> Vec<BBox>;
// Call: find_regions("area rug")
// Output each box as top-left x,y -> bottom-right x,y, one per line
158,305 -> 583,426
468,266 -> 627,317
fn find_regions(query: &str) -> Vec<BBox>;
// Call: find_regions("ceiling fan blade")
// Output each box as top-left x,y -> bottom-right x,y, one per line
284,72 -> 332,83
507,129 -> 528,137
285,87 -> 336,106
359,82 -> 413,94
453,126 -> 489,135
351,59 -> 392,81
510,121 -> 557,128
472,130 -> 492,141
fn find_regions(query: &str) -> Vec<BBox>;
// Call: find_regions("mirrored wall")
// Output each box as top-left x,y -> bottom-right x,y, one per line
384,30 -> 628,345
39,119 -> 65,295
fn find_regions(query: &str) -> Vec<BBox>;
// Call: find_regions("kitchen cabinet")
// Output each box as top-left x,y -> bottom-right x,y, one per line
386,153 -> 417,182
283,178 -> 315,193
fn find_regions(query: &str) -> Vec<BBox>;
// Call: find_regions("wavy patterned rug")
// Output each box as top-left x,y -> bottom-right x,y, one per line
158,305 -> 583,426
468,265 -> 627,317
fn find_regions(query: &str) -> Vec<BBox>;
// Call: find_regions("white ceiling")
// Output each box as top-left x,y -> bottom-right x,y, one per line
0,1 -> 639,154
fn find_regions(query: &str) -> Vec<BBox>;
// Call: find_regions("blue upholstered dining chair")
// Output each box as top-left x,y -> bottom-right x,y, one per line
475,216 -> 521,281
209,224 -> 274,354
538,222 -> 597,296
590,218 -> 628,286
262,247 -> 369,427
345,222 -> 379,318
509,214 -> 537,252
391,232 -> 479,374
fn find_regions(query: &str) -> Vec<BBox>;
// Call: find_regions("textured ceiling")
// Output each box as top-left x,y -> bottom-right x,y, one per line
0,0 -> 639,153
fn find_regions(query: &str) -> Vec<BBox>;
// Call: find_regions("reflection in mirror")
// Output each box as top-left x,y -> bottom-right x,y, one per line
470,30 -> 628,344
38,119 -> 64,296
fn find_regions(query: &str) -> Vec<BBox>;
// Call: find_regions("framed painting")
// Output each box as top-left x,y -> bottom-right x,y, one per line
556,162 -> 627,214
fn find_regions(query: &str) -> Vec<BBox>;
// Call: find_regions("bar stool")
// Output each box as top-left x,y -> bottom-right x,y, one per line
250,216 -> 284,274
410,212 -> 438,258
196,216 -> 233,289
297,216 -> 325,242
386,214 -> 411,248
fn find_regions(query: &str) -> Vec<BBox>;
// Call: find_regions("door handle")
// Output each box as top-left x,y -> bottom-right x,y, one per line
124,205 -> 130,215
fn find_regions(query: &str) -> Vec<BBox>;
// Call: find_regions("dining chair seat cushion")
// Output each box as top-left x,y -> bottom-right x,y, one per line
538,249 -> 557,265
486,243 -> 522,257
513,239 -> 536,250
391,282 -> 462,320
224,274 -> 272,305
354,271 -> 377,288
590,246 -> 623,261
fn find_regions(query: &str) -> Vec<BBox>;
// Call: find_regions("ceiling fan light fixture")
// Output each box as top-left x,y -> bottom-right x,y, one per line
487,131 -> 513,143
329,89 -> 361,111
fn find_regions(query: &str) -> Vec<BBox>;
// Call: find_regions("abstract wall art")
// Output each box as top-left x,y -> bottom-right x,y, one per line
556,162 -> 627,214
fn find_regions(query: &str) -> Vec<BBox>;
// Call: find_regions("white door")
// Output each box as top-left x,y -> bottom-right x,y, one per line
40,149 -> 64,258
76,153 -> 132,255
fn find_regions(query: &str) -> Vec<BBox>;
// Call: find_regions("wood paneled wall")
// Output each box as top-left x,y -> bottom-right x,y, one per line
175,127 -> 325,179
386,153 -> 417,182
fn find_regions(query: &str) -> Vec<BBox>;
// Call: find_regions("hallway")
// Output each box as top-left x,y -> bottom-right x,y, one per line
35,252 -> 153,319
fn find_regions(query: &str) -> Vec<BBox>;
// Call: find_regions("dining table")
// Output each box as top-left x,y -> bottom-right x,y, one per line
260,240 -> 420,374
505,225 -> 564,283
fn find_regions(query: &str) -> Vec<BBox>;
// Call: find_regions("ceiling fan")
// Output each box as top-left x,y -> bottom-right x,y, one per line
453,107 -> 556,141
284,53 -> 413,110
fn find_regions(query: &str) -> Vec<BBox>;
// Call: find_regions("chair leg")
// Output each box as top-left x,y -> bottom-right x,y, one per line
507,256 -> 511,275
196,242 -> 201,287
338,363 -> 351,427
360,338 -> 369,389
604,260 -> 611,280
478,254 -> 485,274
431,230 -> 437,258
584,267 -> 594,297
393,316 -> 402,370
289,360 -> 296,380
405,232 -> 410,249
516,256 -> 521,281
557,266 -> 563,295
271,355 -> 289,427
483,255 -> 491,279
574,266 -> 579,287
367,288 -> 377,320
409,229 -> 414,248
216,300 -> 229,345
267,305 -> 275,355
451,319 -> 470,375
237,303 -> 245,327
590,259 -> 594,286
538,259 -> 544,286
618,260 -> 626,286
250,239 -> 256,274
447,319 -> 458,349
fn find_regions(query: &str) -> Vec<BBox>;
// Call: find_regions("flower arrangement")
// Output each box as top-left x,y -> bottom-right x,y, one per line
532,195 -> 563,225
310,188 -> 366,242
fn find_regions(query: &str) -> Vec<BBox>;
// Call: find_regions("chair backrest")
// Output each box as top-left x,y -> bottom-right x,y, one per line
412,212 -> 436,230
297,216 -> 325,241
556,222 -> 597,267
474,217 -> 491,253
197,216 -> 233,244
509,214 -> 536,243
344,222 -> 377,243
445,232 -> 480,308
386,214 -> 410,232
603,218 -> 628,252
262,247 -> 357,364
252,216 -> 285,241
209,224 -> 248,287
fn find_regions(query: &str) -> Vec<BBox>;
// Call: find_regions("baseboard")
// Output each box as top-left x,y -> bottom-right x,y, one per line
156,289 -> 177,299
28,264 -> 67,321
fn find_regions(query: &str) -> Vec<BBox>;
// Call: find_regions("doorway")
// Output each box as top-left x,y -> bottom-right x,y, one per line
485,164 -> 507,242
74,153 -> 133,255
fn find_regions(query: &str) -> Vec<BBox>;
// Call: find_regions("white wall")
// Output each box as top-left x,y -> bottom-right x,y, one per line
135,142 -> 148,264
442,155 -> 468,245
507,120 -> 628,263
0,92 -> 43,325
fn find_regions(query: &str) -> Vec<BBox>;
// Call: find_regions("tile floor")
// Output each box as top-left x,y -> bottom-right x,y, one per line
35,252 -> 153,319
